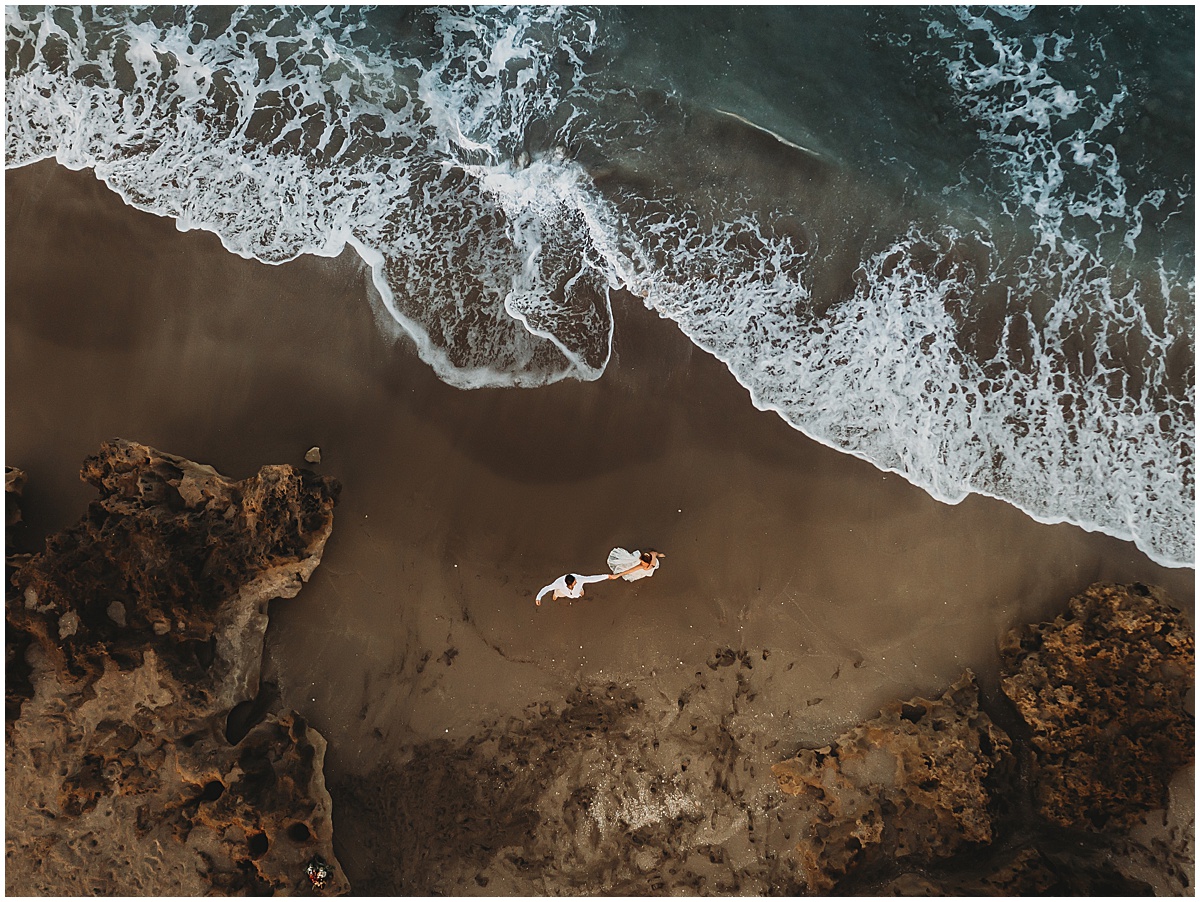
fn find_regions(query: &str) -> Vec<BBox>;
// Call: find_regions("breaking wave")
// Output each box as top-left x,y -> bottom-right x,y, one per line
5,5 -> 1193,567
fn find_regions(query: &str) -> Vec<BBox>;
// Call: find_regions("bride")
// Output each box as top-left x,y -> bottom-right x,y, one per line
607,548 -> 666,582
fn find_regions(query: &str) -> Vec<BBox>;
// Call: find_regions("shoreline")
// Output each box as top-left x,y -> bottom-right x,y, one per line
7,159 -> 1193,784
10,153 -> 1188,572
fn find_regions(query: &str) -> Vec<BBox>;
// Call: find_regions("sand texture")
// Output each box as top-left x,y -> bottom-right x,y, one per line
5,441 -> 347,895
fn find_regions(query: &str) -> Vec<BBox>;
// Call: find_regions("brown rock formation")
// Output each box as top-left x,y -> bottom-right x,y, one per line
6,440 -> 348,895
771,671 -> 1014,892
770,582 -> 1194,894
1000,582 -> 1194,832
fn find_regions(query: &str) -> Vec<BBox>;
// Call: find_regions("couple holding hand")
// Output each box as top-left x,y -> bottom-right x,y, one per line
535,547 -> 666,606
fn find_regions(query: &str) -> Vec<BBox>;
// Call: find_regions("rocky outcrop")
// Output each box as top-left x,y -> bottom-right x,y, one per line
772,582 -> 1194,894
1000,582 -> 1194,832
6,440 -> 348,895
771,672 -> 1014,893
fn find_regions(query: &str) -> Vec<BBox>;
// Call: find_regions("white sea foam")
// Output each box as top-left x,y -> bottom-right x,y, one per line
5,6 -> 1193,567
5,5 -> 611,387
929,7 -> 1168,256
629,214 -> 1193,568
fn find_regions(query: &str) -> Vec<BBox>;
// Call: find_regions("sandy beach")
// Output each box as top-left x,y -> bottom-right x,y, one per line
7,160 -> 1194,891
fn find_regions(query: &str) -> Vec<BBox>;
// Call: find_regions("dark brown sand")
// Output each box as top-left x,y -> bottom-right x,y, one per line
7,161 -> 1194,889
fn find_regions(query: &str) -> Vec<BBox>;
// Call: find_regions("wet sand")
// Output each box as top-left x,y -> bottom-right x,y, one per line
7,161 -> 1194,890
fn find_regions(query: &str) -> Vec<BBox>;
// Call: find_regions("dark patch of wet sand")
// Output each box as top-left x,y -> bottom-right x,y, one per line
7,161 -> 1194,890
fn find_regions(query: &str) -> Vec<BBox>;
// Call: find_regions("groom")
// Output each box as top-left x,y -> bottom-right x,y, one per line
535,572 -> 609,606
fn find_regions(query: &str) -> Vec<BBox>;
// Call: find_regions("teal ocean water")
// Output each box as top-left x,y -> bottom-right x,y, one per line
5,6 -> 1194,567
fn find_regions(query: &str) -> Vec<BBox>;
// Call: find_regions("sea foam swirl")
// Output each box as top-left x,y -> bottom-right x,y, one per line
5,6 -> 1193,567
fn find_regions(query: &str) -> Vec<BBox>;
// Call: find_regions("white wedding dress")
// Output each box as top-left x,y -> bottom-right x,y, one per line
607,547 -> 658,581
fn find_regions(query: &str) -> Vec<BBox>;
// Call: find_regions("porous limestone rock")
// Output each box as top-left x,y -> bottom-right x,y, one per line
771,582 -> 1194,894
999,582 -> 1194,832
6,440 -> 348,895
771,671 -> 1013,892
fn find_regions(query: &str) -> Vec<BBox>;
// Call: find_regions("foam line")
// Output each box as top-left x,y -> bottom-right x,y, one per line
713,108 -> 828,162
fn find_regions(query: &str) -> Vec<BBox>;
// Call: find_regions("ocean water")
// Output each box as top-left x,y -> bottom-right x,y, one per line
5,6 -> 1194,568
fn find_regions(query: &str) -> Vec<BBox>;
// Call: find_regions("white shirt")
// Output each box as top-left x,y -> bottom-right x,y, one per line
536,573 -> 608,602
